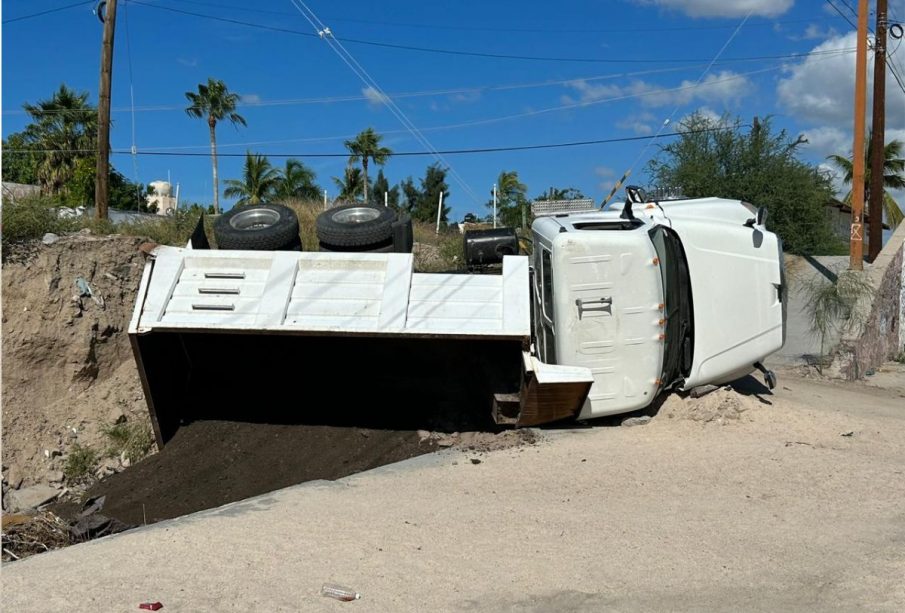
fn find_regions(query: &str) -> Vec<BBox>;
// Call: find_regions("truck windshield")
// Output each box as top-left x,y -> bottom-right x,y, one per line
648,226 -> 694,388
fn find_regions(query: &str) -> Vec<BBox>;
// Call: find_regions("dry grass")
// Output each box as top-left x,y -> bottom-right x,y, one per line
2,512 -> 72,562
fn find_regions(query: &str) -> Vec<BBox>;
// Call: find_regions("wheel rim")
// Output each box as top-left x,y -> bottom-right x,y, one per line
229,208 -> 280,231
332,207 -> 380,224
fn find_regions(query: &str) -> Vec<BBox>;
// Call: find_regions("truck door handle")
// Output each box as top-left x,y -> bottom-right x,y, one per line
575,297 -> 612,319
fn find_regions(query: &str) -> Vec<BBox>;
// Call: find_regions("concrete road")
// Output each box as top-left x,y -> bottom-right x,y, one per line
4,370 -> 905,612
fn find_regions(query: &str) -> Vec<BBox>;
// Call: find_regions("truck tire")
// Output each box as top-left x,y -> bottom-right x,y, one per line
318,241 -> 394,253
214,204 -> 300,251
316,204 -> 395,249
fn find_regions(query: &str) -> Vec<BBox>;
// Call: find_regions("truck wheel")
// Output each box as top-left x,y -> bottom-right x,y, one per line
316,204 -> 395,249
214,204 -> 300,251
318,241 -> 394,253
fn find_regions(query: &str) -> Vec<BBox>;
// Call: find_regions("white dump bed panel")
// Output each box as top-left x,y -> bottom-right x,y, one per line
130,247 -> 529,338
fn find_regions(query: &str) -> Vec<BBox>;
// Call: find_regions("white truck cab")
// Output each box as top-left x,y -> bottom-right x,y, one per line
531,194 -> 785,419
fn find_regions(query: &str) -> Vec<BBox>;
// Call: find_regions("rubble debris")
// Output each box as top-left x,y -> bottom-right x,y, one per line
6,485 -> 62,513
321,583 -> 361,601
41,233 -> 59,245
1,512 -> 71,562
621,415 -> 652,427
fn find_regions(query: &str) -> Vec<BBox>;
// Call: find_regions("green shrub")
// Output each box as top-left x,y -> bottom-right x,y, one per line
1,196 -> 78,245
63,444 -> 100,484
101,421 -> 154,464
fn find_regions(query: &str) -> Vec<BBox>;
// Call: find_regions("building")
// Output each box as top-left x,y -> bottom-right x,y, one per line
825,198 -> 890,251
147,180 -> 178,216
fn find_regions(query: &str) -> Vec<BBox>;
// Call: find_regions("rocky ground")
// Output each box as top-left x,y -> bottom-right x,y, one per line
2,234 -> 157,517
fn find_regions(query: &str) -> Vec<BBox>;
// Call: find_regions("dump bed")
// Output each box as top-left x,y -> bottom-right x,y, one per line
129,247 -> 555,446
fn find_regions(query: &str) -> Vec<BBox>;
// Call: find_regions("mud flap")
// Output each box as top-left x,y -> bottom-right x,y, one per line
494,353 -> 593,427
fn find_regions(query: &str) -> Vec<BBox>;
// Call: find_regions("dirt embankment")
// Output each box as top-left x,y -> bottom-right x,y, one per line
2,235 -> 153,501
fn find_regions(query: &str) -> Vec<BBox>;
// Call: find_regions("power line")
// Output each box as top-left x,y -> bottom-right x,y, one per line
826,0 -> 859,30
1,126 -> 739,158
2,1 -> 94,24
140,0 -> 841,35
624,10 -> 753,187
4,58 -> 839,156
0,62 -> 749,116
828,0 -> 905,95
128,1 -> 855,65
287,0 -> 481,205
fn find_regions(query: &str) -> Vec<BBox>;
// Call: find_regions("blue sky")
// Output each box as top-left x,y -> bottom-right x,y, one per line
4,0 -> 905,220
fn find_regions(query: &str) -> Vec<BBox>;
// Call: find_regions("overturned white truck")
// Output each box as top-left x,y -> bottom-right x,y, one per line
129,193 -> 785,446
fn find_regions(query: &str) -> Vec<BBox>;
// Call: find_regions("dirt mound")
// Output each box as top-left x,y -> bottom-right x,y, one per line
423,429 -> 541,452
2,234 -> 153,496
56,420 -> 435,526
657,387 -> 760,424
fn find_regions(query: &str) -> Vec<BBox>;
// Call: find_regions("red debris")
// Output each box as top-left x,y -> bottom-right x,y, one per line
139,603 -> 163,611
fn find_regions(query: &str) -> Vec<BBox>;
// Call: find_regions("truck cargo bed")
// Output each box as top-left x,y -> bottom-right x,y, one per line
130,248 -> 535,445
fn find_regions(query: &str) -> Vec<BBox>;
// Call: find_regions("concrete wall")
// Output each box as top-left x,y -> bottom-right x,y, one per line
831,222 -> 905,378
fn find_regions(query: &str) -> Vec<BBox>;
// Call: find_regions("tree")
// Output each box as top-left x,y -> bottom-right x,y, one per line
333,166 -> 366,201
1,133 -> 40,185
223,152 -> 281,206
275,159 -> 321,201
20,84 -> 97,194
536,187 -> 585,200
648,113 -> 842,255
185,78 -> 247,213
344,127 -> 392,202
68,156 -> 148,210
370,168 -> 400,208
488,170 -> 529,228
402,164 -> 451,223
827,134 -> 905,228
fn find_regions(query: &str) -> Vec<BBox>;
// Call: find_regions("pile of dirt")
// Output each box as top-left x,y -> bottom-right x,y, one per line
1,234 -> 154,503
422,429 -> 541,452
57,420 -> 436,526
657,386 -> 761,424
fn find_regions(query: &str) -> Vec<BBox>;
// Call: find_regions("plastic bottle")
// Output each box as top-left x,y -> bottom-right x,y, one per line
321,583 -> 361,601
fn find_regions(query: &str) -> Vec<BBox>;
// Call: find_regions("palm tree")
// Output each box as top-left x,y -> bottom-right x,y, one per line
333,166 -> 366,201
827,135 -> 905,228
223,152 -> 281,206
22,84 -> 97,194
275,159 -> 320,200
491,170 -> 528,228
344,128 -> 392,202
185,78 -> 246,213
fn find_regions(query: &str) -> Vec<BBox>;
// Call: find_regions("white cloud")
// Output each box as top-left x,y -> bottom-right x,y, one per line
636,0 -> 792,18
240,94 -> 262,105
790,23 -> 839,41
563,70 -> 752,109
777,31 -> 905,130
451,91 -> 481,104
362,86 -> 389,106
595,166 -> 617,194
177,57 -> 198,68
560,80 -> 621,105
617,112 -> 657,135
595,166 -> 616,178
801,126 -> 850,159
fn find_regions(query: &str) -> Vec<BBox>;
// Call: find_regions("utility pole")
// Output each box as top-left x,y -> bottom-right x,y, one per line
95,0 -> 118,220
849,0 -> 869,271
868,0 -> 888,262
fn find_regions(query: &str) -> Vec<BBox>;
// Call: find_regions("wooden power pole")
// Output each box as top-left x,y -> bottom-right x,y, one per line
868,0 -> 888,262
95,0 -> 118,220
849,0 -> 870,271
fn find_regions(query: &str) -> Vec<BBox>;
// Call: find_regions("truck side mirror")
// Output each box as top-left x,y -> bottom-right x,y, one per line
756,207 -> 768,226
745,207 -> 768,228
